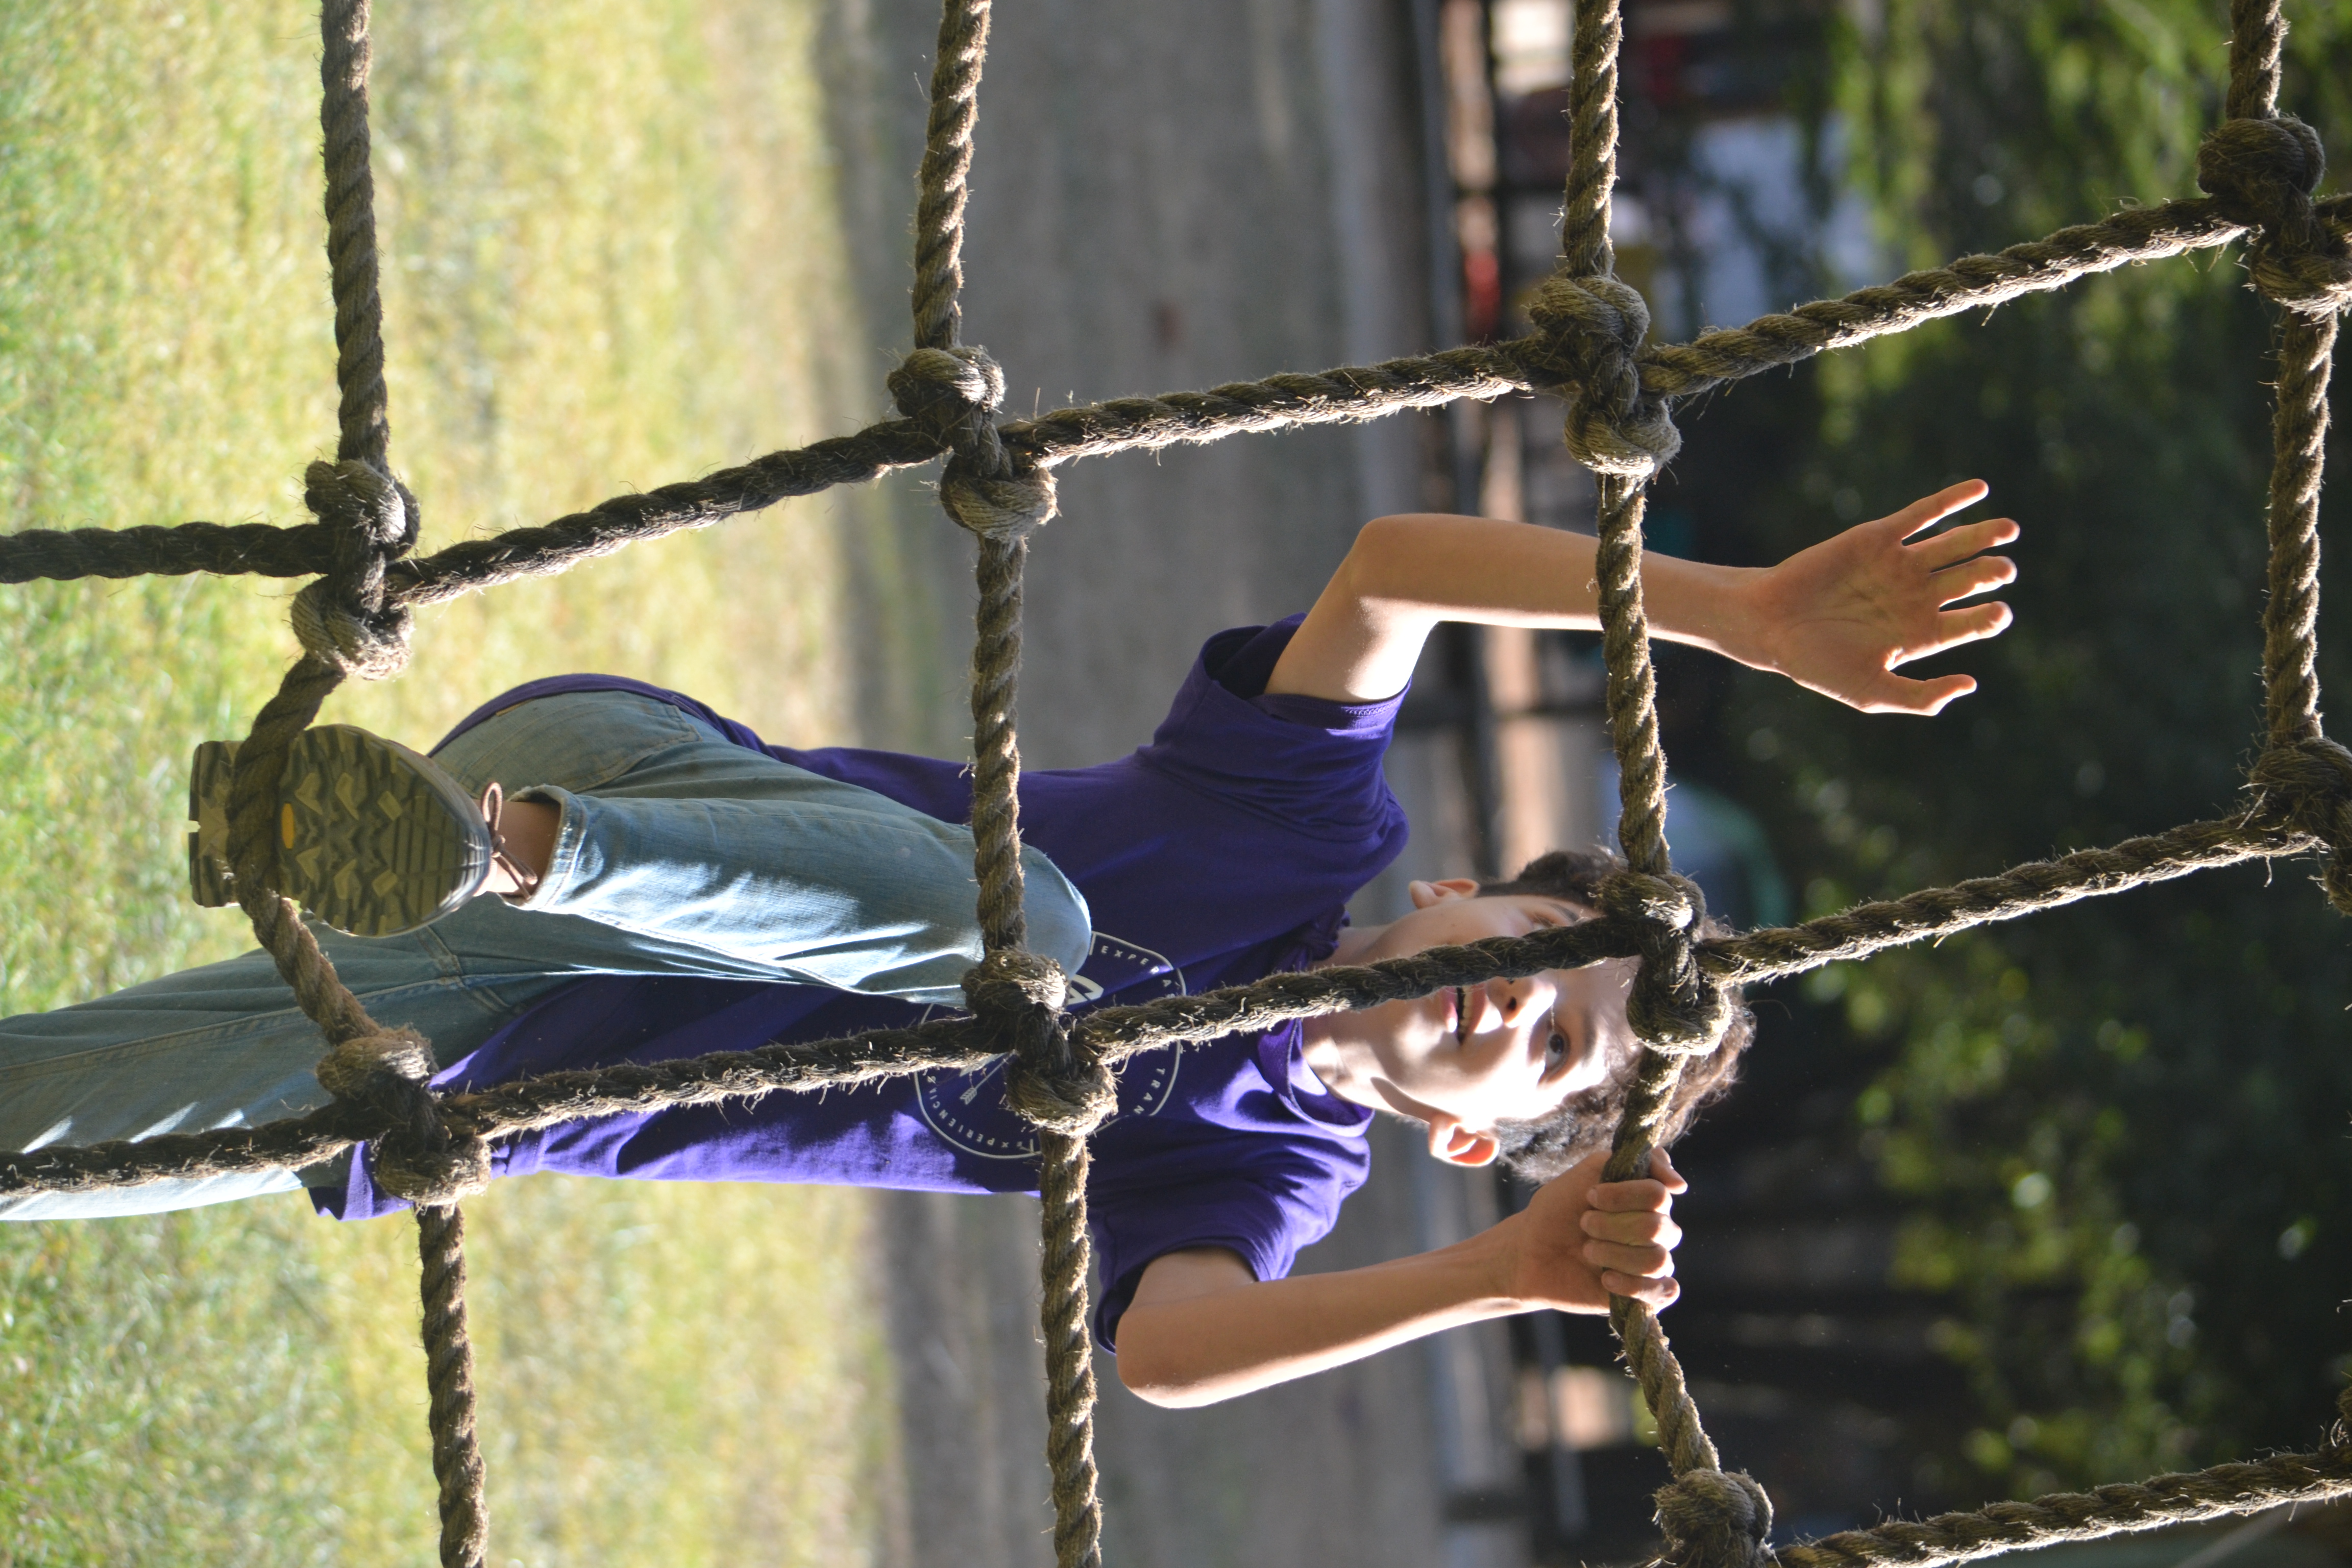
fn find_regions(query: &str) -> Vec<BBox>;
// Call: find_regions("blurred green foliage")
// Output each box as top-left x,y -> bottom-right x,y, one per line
1721,0 -> 2352,1501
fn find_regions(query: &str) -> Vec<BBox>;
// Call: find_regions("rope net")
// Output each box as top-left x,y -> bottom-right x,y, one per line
4,0 -> 2350,1563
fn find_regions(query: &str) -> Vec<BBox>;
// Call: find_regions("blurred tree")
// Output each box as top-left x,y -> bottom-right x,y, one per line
1686,0 -> 2352,1503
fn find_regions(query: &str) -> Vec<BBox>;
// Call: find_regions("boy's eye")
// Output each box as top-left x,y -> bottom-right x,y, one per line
1545,1030 -> 1569,1076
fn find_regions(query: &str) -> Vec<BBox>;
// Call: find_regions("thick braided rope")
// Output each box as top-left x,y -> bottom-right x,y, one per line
1546,0 -> 1747,1550
11,806 -> 2337,1200
391,424 -> 940,606
1560,0 -> 1620,279
418,1205 -> 487,1568
971,533 -> 1031,951
915,0 -> 989,352
2229,0 -> 2285,122
13,197 -> 2346,599
2265,311 -> 2334,744
11,804 -> 2337,1203
1772,1450 -> 2352,1568
304,10 -> 492,1563
321,0 -> 389,472
1700,816 -> 2310,983
0,522 -> 332,582
903,6 -> 1101,1562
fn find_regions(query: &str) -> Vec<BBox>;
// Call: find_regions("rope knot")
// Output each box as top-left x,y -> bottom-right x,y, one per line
298,459 -> 417,678
291,578 -> 414,679
939,457 -> 1059,541
1655,1468 -> 1775,1568
1518,272 -> 1682,478
1598,869 -> 1734,1055
889,346 -> 1059,540
2197,116 -> 2352,314
2248,737 -> 2352,915
966,950 -> 1116,1139
315,1027 -> 489,1206
890,345 -> 1008,442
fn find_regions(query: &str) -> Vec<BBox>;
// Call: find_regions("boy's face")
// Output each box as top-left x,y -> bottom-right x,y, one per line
1309,879 -> 1637,1167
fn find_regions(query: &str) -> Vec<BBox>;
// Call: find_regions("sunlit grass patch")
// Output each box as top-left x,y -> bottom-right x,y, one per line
2,1 -> 910,1561
317,1181 -> 899,1568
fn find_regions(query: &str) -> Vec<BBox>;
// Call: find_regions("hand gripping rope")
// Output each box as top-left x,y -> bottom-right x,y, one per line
4,0 -> 2352,1563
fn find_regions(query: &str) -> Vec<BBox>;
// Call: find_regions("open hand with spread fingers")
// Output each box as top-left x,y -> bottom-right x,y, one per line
1733,479 -> 2019,715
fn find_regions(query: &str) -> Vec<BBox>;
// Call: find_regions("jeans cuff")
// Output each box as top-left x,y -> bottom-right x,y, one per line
504,784 -> 583,912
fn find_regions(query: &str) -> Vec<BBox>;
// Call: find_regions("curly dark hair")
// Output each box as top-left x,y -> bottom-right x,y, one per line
1476,847 -> 1754,1184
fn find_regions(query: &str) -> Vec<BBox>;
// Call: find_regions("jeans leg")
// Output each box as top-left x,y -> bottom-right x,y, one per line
2,690 -> 1090,1218
425,692 -> 1092,1004
0,927 -> 567,1220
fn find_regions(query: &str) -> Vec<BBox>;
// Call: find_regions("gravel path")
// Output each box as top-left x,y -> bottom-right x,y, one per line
806,4 -> 1517,1564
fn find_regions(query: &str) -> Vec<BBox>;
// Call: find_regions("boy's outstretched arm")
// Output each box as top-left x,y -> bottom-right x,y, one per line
1266,480 -> 2018,714
1115,1148 -> 1683,1408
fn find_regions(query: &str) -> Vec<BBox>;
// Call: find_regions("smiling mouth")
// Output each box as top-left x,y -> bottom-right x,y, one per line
1452,987 -> 1468,1042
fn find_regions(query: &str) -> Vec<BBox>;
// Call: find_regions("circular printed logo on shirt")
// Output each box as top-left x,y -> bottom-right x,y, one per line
915,932 -> 1187,1161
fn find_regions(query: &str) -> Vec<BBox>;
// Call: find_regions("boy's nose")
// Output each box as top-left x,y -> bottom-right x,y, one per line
1488,972 -> 1558,1028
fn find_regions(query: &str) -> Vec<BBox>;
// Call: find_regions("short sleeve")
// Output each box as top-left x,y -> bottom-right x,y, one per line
1081,1028 -> 1374,1350
1131,618 -> 1410,847
1087,1139 -> 1369,1350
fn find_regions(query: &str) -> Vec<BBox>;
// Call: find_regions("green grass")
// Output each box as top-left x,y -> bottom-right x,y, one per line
1,2 -> 915,1561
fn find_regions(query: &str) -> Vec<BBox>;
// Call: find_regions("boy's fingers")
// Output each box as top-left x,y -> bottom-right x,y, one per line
1585,1240 -> 1675,1278
1929,554 -> 2017,606
1589,1177 -> 1675,1212
1864,671 -> 1976,715
1930,600 -> 2014,648
1884,479 -> 1990,540
1649,1147 -> 1687,1192
1601,1271 -> 1681,1309
1913,516 -> 2019,569
1582,1209 -> 1683,1248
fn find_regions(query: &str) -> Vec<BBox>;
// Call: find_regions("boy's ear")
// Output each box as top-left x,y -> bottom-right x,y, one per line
1425,1114 -> 1501,1168
1408,877 -> 1483,910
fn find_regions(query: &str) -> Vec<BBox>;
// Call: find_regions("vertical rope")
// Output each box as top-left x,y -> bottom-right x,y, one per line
320,0 -> 390,473
966,433 -> 1104,1568
970,533 -> 1032,954
320,8 -> 485,1561
2226,0 -> 2286,124
2264,311 -> 2335,747
1596,477 -> 1671,876
1038,1130 -> 1105,1568
419,1204 -> 488,1568
1560,0 -> 1623,279
1559,0 -> 1736,1534
911,5 -> 1100,1560
915,0 -> 993,351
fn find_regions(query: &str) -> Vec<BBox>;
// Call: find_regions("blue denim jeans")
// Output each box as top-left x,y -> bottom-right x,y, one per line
0,691 -> 1090,1220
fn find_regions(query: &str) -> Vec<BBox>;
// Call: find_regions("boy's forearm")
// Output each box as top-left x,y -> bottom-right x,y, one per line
1356,513 -> 1763,651
1271,513 -> 1770,703
1115,1226 -> 1530,1408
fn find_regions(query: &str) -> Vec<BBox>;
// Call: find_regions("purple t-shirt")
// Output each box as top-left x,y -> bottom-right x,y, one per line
317,620 -> 1409,1342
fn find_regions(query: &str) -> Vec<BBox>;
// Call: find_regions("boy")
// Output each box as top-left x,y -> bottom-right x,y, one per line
0,480 -> 2016,1408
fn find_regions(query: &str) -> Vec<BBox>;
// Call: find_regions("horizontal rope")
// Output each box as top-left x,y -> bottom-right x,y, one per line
7,805 -> 2327,1195
1702,815 -> 2312,985
1639,196 -> 2255,401
12,195 -> 2342,600
0,521 -> 333,582
384,422 -> 945,607
0,1099 -> 370,1197
440,1020 -> 1000,1140
1775,1450 -> 2352,1568
994,346 -> 1531,463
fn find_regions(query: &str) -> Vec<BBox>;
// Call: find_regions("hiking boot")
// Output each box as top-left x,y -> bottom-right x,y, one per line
188,726 -> 496,937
